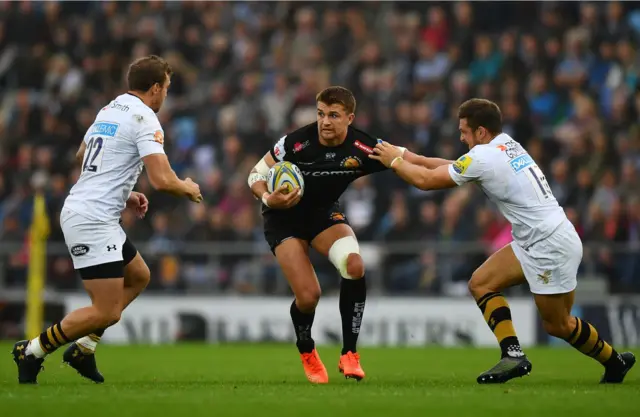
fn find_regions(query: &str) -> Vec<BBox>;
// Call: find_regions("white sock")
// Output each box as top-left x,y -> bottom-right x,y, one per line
76,334 -> 100,354
26,337 -> 47,358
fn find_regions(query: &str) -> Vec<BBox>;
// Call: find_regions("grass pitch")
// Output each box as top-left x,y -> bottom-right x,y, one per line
0,343 -> 638,416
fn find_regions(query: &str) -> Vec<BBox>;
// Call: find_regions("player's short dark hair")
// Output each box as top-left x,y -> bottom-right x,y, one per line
127,55 -> 173,92
316,86 -> 356,114
458,98 -> 503,134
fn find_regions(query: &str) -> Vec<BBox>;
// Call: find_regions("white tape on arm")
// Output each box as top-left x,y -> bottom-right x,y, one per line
254,158 -> 270,176
247,157 -> 271,189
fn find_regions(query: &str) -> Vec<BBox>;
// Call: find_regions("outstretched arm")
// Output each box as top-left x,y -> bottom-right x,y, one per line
390,161 -> 457,190
403,150 -> 454,170
376,139 -> 453,169
369,141 -> 457,190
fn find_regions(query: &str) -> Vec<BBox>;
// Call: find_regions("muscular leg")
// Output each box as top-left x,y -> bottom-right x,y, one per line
76,253 -> 150,353
468,244 -> 533,384
468,244 -> 527,359
534,292 -> 635,383
275,238 -> 321,353
28,277 -> 124,359
312,224 -> 365,355
274,238 -> 329,384
312,223 -> 366,380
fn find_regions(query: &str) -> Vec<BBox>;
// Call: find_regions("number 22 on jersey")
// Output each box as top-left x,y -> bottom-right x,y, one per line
81,121 -> 118,173
82,136 -> 105,173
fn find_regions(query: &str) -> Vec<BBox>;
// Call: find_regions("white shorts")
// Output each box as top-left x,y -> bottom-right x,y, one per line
511,219 -> 583,295
60,208 -> 127,270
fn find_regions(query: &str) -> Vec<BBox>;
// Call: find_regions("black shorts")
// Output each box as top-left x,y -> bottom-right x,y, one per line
78,237 -> 138,280
263,204 -> 349,254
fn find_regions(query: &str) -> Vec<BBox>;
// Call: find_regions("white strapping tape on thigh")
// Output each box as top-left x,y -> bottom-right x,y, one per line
328,236 -> 360,279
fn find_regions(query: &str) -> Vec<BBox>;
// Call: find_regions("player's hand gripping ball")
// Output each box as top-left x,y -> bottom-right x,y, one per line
267,161 -> 305,196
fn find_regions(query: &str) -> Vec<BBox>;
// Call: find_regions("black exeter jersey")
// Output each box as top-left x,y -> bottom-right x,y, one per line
266,122 -> 387,213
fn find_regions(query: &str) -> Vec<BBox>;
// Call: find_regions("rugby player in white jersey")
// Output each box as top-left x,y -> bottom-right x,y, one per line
370,98 -> 635,384
12,55 -> 203,384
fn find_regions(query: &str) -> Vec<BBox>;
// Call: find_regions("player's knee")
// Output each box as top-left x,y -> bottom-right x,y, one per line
93,309 -> 121,329
296,286 -> 321,311
468,271 -> 489,298
128,263 -> 150,290
329,236 -> 361,279
542,317 -> 573,339
346,253 -> 365,279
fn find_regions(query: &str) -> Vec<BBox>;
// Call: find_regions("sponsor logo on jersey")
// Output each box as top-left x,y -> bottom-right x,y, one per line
452,155 -> 472,175
70,244 -> 90,257
293,140 -> 310,153
153,130 -> 164,145
341,156 -> 362,169
509,154 -> 534,173
104,101 -> 130,112
354,140 -> 373,154
502,140 -> 526,159
326,152 -> 336,160
90,122 -> 119,137
134,114 -> 145,123
301,170 -> 361,177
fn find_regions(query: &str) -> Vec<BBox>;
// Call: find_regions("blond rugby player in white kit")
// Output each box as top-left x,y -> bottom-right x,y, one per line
370,98 -> 635,384
12,55 -> 202,385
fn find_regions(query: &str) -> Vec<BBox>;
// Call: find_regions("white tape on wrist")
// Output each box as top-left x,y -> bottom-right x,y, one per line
390,156 -> 403,169
261,192 -> 271,207
396,146 -> 407,156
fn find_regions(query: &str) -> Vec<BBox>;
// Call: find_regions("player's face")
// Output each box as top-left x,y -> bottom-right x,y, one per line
459,118 -> 489,150
151,74 -> 171,113
317,102 -> 354,143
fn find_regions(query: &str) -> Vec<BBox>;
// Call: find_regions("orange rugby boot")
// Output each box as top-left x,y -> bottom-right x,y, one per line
339,351 -> 365,381
300,349 -> 329,384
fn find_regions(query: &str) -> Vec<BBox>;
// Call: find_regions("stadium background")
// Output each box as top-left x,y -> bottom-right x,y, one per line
0,1 -> 639,350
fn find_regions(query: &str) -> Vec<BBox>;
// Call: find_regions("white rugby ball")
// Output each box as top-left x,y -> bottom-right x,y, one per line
267,161 -> 305,195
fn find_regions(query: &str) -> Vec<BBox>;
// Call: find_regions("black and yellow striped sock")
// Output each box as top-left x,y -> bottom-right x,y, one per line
477,292 -> 523,358
37,321 -> 71,354
565,317 -> 624,368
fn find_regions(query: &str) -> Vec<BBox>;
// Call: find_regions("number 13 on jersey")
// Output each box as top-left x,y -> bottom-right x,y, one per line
524,164 -> 553,202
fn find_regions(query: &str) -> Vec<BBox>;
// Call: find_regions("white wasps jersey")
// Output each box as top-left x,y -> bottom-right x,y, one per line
63,93 -> 165,223
448,133 -> 567,249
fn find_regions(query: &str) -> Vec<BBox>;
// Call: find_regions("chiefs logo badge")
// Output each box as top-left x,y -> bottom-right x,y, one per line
341,156 -> 362,169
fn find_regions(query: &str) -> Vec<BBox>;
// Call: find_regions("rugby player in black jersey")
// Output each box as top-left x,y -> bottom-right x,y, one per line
247,86 -> 408,383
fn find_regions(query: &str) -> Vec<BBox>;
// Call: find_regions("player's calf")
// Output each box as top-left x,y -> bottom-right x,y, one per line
73,252 -> 149,358
535,293 -> 635,383
320,230 -> 367,379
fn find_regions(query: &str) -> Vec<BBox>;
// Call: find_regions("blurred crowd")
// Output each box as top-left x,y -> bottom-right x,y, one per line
0,1 -> 639,294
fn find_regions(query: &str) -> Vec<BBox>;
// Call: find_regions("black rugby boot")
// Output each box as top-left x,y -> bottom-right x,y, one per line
477,355 -> 532,384
63,342 -> 105,383
12,340 -> 44,384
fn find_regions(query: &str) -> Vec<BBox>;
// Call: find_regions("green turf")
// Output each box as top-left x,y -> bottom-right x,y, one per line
0,343 -> 638,416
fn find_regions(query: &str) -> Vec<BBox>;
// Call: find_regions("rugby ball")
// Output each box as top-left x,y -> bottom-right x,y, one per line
267,161 -> 305,195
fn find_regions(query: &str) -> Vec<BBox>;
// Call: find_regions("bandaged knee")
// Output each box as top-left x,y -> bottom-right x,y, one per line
328,236 -> 360,279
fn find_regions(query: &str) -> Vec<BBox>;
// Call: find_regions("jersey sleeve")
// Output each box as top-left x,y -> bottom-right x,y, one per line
134,113 -> 166,158
448,150 -> 488,185
270,135 -> 289,162
358,135 -> 388,174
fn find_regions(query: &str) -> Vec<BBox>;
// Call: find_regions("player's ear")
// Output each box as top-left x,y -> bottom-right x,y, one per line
348,113 -> 355,125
